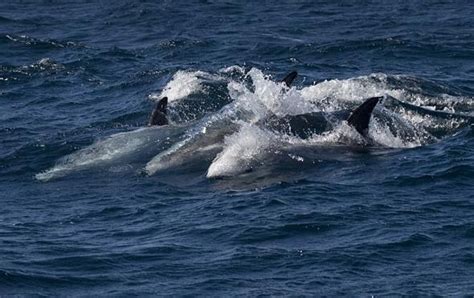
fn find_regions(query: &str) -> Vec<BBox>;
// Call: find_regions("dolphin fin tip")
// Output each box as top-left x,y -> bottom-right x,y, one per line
281,71 -> 298,87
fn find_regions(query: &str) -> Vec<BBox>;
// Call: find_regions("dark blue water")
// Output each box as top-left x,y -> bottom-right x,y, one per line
1,1 -> 474,296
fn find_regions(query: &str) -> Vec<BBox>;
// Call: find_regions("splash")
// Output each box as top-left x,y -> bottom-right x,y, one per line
230,68 -> 315,119
207,123 -> 274,178
299,73 -> 405,112
148,70 -> 220,103
219,65 -> 246,75
304,122 -> 368,146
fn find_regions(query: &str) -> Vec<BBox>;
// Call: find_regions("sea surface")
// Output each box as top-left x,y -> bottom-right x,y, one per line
1,1 -> 473,296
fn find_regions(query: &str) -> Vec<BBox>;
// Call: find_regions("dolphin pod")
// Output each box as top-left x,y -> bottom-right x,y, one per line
36,70 -> 471,181
148,71 -> 382,142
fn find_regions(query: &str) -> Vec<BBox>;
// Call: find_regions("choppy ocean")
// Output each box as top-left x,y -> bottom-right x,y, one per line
1,1 -> 473,296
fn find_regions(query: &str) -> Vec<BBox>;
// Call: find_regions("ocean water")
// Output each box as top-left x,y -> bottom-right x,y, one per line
1,1 -> 474,296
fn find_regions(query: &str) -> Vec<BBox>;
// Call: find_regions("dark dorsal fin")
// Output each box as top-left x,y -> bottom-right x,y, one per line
281,71 -> 298,87
148,97 -> 169,126
347,96 -> 382,136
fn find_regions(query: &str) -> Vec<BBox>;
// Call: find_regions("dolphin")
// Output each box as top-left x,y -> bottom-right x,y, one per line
148,97 -> 169,126
147,71 -> 298,126
261,71 -> 382,141
205,94 -> 383,179
264,96 -> 381,139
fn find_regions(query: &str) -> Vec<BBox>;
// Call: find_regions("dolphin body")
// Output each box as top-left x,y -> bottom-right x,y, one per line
262,95 -> 381,140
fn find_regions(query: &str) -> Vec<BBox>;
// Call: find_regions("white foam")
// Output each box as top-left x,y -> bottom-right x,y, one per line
227,68 -> 315,121
299,74 -> 405,112
207,123 -> 273,178
219,65 -> 246,75
148,70 -> 217,103
248,68 -> 315,116
306,122 -> 367,146
369,118 -> 421,148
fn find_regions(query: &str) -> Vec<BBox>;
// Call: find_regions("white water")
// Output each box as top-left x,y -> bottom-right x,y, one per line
207,123 -> 274,178
149,70 -> 221,103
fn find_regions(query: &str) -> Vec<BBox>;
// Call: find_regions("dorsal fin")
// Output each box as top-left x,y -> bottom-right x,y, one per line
347,96 -> 382,136
281,71 -> 298,87
148,97 -> 169,126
